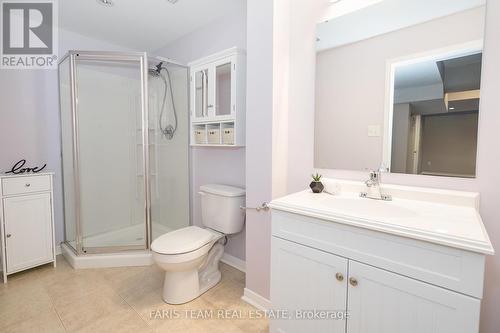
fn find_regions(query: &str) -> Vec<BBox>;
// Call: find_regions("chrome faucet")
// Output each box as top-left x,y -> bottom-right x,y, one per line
360,168 -> 392,201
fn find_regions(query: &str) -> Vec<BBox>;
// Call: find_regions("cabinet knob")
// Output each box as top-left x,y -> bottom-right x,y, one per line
349,277 -> 358,287
25,183 -> 31,187
6,234 -> 11,238
335,273 -> 344,282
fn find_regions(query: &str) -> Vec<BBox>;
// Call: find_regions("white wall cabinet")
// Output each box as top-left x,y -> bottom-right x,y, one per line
270,210 -> 484,333
189,47 -> 246,146
0,173 -> 56,283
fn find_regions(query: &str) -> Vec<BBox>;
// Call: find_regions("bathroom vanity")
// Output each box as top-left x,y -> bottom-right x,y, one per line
269,180 -> 494,333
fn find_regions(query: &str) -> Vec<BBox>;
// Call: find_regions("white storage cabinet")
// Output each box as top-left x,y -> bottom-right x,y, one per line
189,47 -> 246,147
0,173 -> 56,283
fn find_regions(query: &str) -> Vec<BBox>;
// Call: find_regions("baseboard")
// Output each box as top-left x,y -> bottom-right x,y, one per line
242,288 -> 271,311
221,253 -> 246,272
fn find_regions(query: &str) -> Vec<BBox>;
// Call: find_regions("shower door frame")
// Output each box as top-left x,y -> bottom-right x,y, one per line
59,50 -> 152,255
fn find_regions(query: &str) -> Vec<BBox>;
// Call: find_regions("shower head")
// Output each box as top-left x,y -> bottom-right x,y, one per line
156,62 -> 164,73
148,61 -> 164,77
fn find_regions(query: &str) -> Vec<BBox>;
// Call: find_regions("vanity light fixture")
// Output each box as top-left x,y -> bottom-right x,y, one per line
96,0 -> 114,7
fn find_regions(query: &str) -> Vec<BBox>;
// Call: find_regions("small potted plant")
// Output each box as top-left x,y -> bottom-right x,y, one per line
310,173 -> 324,193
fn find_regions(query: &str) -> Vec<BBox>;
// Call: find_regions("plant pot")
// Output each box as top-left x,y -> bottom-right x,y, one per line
310,181 -> 324,193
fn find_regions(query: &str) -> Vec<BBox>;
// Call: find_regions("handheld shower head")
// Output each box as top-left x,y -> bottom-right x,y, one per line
148,61 -> 178,140
156,62 -> 164,73
148,61 -> 164,77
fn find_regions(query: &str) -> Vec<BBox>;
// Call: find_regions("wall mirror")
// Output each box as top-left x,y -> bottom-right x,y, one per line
314,0 -> 486,178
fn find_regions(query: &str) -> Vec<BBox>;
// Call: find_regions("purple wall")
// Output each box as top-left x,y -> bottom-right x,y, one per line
474,1 -> 500,331
245,0 -> 274,299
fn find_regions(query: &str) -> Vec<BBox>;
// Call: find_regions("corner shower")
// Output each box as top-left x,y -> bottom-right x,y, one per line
58,51 -> 189,262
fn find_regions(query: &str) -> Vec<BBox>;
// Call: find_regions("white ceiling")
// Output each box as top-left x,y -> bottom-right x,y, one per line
395,61 -> 442,89
316,0 -> 486,51
59,0 -> 242,52
395,53 -> 482,90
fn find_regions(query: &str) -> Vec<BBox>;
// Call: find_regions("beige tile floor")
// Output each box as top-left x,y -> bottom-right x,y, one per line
0,255 -> 269,333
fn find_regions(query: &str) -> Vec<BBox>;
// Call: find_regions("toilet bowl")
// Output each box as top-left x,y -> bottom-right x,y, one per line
152,226 -> 224,304
152,184 -> 245,304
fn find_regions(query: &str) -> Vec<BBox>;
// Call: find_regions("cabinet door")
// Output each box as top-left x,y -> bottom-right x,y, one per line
347,261 -> 480,333
192,67 -> 210,121
3,193 -> 53,273
213,57 -> 235,119
271,237 -> 348,333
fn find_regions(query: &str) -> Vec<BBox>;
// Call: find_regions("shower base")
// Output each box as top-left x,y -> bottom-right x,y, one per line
62,223 -> 170,269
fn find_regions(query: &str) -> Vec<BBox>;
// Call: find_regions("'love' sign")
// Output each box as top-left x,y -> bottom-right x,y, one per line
5,159 -> 47,175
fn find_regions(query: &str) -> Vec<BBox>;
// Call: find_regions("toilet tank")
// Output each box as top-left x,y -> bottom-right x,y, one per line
199,184 -> 246,234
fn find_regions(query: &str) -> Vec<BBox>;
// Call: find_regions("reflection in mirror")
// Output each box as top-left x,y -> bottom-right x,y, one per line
390,50 -> 482,177
314,0 -> 486,178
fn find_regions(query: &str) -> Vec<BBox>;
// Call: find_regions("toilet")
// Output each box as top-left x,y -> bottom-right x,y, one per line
151,184 -> 246,304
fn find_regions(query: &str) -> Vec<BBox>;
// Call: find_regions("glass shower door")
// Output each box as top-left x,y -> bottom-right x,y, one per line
73,53 -> 149,253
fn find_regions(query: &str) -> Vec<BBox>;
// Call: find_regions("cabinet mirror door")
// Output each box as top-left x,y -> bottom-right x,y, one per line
215,61 -> 233,118
194,68 -> 209,120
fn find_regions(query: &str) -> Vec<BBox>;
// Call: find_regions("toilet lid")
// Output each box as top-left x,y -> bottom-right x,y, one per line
151,226 -> 214,255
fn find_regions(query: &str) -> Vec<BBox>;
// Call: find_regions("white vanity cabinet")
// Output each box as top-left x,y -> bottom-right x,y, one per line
0,173 -> 56,283
270,184 -> 493,333
272,237 -> 348,333
189,47 -> 246,146
346,260 -> 479,333
272,236 -> 479,333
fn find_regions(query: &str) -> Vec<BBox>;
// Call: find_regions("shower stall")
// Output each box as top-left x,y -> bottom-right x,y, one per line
58,51 -> 189,265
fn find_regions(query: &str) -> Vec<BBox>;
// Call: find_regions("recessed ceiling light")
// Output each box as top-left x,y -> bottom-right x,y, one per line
97,0 -> 114,7
449,107 -> 456,110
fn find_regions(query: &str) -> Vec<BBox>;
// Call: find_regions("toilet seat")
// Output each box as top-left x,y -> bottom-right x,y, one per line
151,226 -> 220,255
